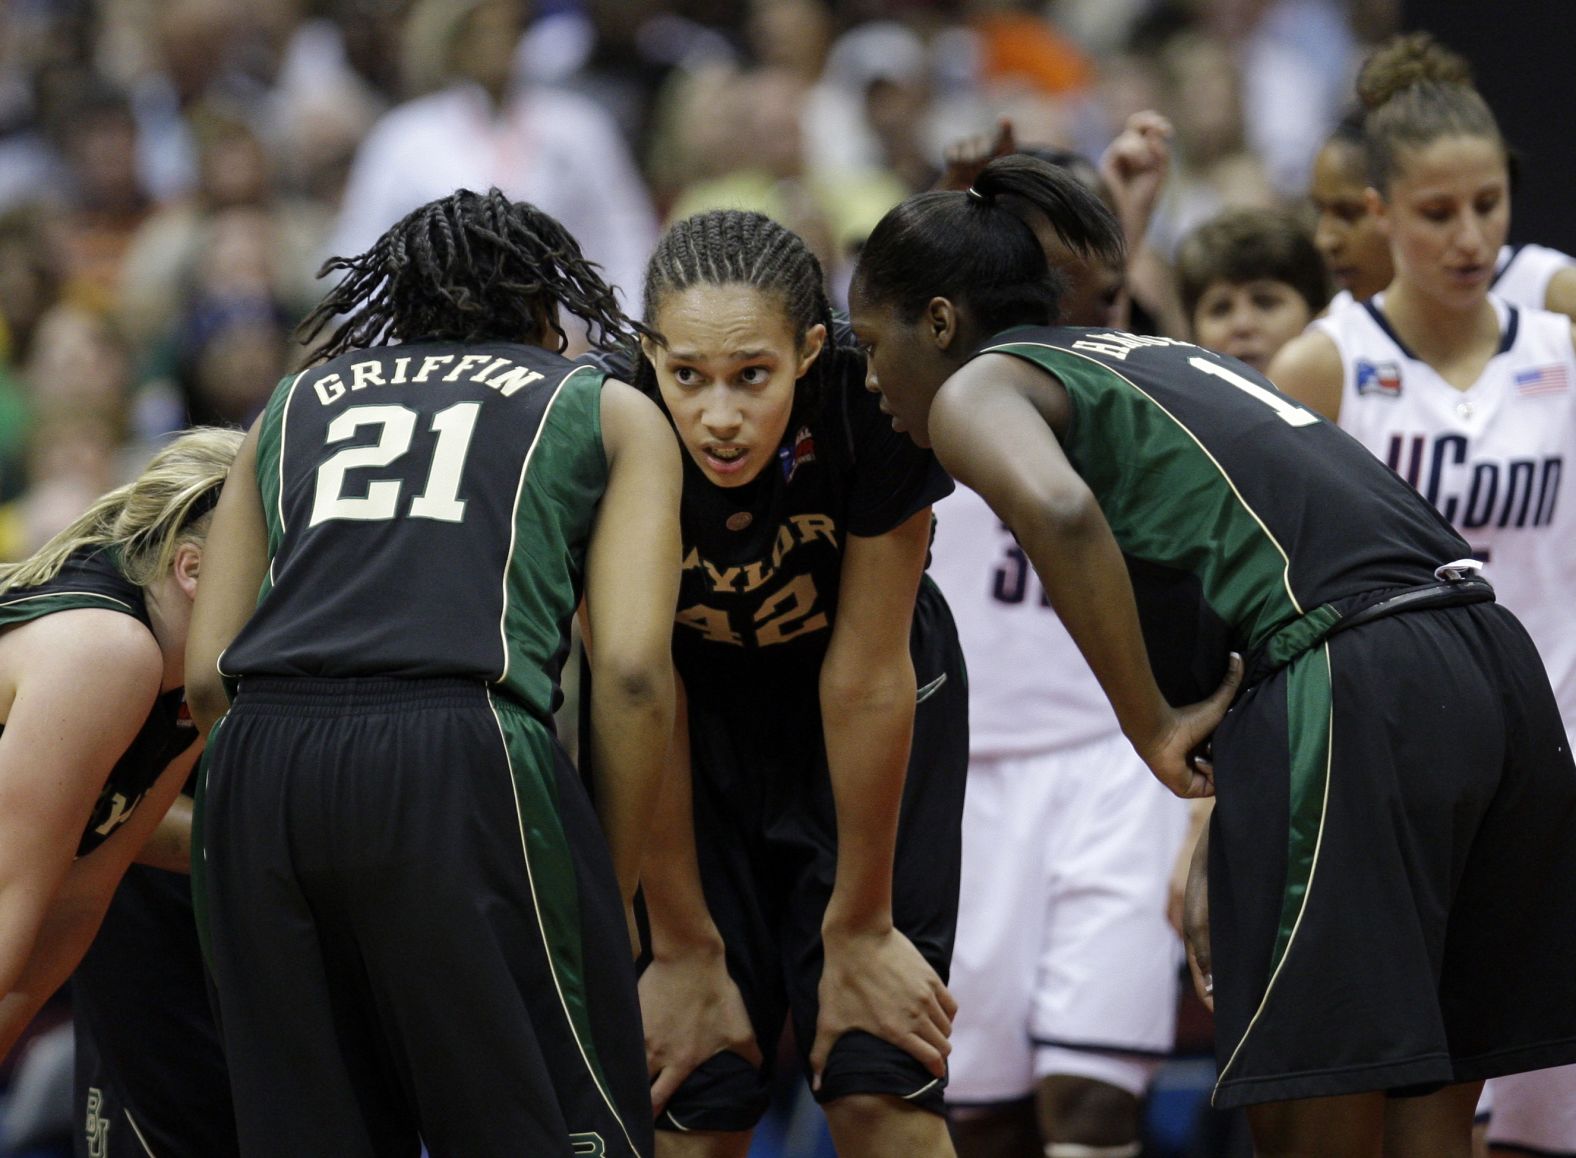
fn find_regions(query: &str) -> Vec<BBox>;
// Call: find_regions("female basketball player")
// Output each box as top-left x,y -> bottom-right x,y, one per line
186,188 -> 681,1157
1309,42 -> 1576,316
1271,33 -> 1576,1158
846,152 -> 1576,1158
619,209 -> 968,1157
0,427 -> 241,1155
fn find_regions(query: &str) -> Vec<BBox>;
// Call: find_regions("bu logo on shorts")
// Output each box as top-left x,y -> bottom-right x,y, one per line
85,1087 -> 110,1158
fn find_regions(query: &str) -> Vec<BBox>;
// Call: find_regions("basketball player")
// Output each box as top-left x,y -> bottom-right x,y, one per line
613,209 -> 968,1157
929,132 -> 1190,1158
847,153 -> 1576,1157
1310,57 -> 1576,318
1271,34 -> 1576,1158
0,428 -> 241,1156
186,188 -> 681,1158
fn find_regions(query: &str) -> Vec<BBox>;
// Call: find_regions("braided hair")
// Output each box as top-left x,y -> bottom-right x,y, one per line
852,155 -> 1124,335
634,209 -> 850,425
299,187 -> 646,362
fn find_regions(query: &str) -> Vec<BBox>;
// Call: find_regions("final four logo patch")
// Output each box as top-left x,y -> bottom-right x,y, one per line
778,426 -> 817,483
1355,360 -> 1402,397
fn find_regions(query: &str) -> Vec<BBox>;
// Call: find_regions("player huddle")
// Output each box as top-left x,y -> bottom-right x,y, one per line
1,29 -> 1575,1158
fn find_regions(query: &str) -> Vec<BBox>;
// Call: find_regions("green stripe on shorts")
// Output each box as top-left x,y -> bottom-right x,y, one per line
1271,645 -> 1334,974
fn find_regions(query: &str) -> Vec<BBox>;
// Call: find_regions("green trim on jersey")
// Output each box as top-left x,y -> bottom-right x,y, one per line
254,371 -> 301,605
986,341 -> 1305,649
0,590 -> 134,622
190,717 -> 227,975
496,366 -> 607,710
1276,647 -> 1332,971
1214,644 -> 1333,1100
489,695 -> 639,1158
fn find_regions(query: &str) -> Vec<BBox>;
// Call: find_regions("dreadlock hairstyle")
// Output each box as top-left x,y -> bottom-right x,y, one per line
852,155 -> 1125,335
633,209 -> 850,427
299,187 -> 647,362
1356,33 -> 1503,193
0,427 -> 242,595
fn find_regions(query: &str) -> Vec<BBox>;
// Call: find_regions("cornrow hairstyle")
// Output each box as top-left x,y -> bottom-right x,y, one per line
0,426 -> 242,595
852,154 -> 1125,333
299,187 -> 647,363
1175,208 -> 1332,322
634,209 -> 850,427
1355,33 -> 1503,192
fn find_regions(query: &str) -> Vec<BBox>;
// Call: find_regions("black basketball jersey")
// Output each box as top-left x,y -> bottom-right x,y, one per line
220,341 -> 609,723
588,339 -> 952,688
0,550 -> 195,856
979,327 -> 1474,699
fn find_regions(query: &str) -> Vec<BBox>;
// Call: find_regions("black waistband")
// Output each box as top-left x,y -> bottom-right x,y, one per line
233,675 -> 488,714
1243,577 -> 1496,687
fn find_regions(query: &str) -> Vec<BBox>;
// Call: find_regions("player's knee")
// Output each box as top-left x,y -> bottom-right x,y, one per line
1035,1074 -> 1141,1147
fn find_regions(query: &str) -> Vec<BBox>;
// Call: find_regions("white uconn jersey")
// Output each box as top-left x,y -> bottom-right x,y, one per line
1315,294 -> 1576,732
930,488 -> 1118,756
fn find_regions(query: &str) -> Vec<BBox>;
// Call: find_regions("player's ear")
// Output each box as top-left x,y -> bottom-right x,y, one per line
796,323 -> 827,379
173,541 -> 201,600
927,296 -> 959,352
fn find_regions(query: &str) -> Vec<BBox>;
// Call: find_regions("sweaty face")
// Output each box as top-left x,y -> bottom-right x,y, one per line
1191,279 -> 1314,373
1310,140 -> 1392,300
645,283 -> 823,488
1379,134 -> 1510,311
847,289 -> 949,449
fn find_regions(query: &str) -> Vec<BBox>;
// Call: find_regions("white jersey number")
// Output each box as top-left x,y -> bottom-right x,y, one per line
1189,356 -> 1319,427
310,402 -> 481,526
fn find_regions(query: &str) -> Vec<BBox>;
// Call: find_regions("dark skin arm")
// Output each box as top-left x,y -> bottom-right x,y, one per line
927,353 -> 1240,797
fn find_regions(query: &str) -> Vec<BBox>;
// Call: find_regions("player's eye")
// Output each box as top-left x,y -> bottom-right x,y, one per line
672,366 -> 703,387
738,365 -> 771,386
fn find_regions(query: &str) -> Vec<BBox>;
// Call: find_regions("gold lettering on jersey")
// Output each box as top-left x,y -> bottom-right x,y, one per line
789,513 -> 837,548
313,372 -> 346,405
684,514 -> 837,597
414,354 -> 455,381
485,364 -> 547,397
351,360 -> 386,390
446,353 -> 494,381
391,356 -> 412,383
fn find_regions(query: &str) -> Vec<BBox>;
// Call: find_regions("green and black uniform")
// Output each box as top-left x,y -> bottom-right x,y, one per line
0,550 -> 238,1158
979,326 -> 1576,1109
200,342 -> 651,1157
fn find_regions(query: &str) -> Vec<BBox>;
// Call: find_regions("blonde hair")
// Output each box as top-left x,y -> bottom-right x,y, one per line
0,427 -> 243,594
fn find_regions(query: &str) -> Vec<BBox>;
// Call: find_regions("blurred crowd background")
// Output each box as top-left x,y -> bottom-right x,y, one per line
1,0 -> 1568,1153
0,0 -> 1421,565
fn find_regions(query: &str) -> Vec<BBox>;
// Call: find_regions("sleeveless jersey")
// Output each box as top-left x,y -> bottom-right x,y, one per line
670,358 -> 951,697
978,327 -> 1473,702
1493,242 -> 1574,310
1314,294 -> 1576,731
929,487 -> 1116,755
0,550 -> 195,856
220,341 -> 608,724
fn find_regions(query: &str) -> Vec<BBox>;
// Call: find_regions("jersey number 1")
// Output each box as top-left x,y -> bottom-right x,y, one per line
310,402 -> 481,527
1189,356 -> 1318,427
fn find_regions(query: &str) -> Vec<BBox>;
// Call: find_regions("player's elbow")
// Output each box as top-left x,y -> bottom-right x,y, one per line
184,669 -> 230,738
594,653 -> 674,714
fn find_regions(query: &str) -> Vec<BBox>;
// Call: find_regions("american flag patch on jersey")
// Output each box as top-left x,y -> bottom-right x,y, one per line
1514,364 -> 1570,396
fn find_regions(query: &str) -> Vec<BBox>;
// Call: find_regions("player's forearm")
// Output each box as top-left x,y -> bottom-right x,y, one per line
1015,492 -> 1174,756
641,696 -> 726,960
134,794 -> 194,874
818,662 -> 915,934
589,668 -> 674,904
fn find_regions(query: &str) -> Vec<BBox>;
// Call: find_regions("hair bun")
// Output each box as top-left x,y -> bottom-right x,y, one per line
1355,32 -> 1474,111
